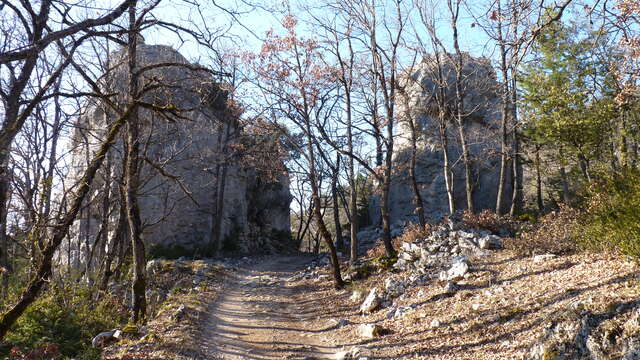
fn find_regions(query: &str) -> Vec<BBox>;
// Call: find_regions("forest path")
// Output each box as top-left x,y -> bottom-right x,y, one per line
202,255 -> 343,360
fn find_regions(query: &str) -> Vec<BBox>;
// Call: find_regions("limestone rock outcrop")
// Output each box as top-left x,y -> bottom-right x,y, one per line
528,303 -> 640,360
370,53 -> 509,225
63,44 -> 291,267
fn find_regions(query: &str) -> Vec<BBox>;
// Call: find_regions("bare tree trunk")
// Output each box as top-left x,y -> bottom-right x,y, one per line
457,125 -> 474,212
372,81 -> 383,168
349,187 -> 358,261
0,163 -> 9,295
496,7 -> 510,215
375,0 -> 398,257
509,138 -> 522,214
97,151 -> 112,277
380,168 -> 395,256
304,117 -> 343,288
379,107 -> 396,253
577,153 -> 591,182
326,16 -> 359,262
510,136 -> 522,215
83,199 -> 92,277
84,149 -> 111,284
83,141 -> 113,284
560,165 -> 570,204
407,107 -> 426,226
83,224 -> 104,284
346,93 -> 358,263
509,78 -> 522,216
557,147 -> 571,205
124,2 -> 146,324
449,0 -> 474,213
297,201 -> 314,248
312,230 -> 320,254
311,187 -> 344,288
431,49 -> 456,215
100,198 -> 126,291
440,121 -> 455,215
331,155 -> 343,251
112,225 -> 130,283
35,82 -> 64,236
535,145 -> 544,212
298,215 -> 312,251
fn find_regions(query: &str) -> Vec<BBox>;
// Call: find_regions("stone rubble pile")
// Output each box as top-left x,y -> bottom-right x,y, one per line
393,224 -> 502,273
352,224 -> 505,322
287,255 -> 333,282
294,222 -> 508,352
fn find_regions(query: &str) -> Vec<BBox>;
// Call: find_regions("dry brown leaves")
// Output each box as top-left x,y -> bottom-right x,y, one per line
505,206 -> 581,256
313,250 -> 639,360
102,266 -> 226,360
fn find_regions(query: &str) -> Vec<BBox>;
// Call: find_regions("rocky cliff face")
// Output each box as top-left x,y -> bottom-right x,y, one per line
370,53 -> 509,225
63,44 -> 291,266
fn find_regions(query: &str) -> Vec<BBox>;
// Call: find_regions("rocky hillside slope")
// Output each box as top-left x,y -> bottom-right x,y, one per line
96,219 -> 640,360
307,223 -> 640,360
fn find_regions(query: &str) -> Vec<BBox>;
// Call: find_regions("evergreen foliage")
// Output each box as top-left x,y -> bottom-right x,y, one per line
1,285 -> 127,359
579,169 -> 640,257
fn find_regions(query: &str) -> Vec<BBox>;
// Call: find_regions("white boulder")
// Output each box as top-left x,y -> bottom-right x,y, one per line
359,288 -> 381,314
357,323 -> 383,339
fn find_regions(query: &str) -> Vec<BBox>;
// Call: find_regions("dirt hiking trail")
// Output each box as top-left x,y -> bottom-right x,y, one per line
194,250 -> 640,360
202,256 -> 345,360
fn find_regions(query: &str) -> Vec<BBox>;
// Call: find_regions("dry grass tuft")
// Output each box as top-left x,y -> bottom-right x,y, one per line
102,266 -> 226,360
462,209 -> 517,234
366,223 -> 436,258
504,205 -> 581,256
397,222 -> 437,244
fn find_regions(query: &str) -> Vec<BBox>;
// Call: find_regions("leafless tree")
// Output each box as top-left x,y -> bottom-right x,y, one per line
124,0 -> 147,323
318,12 -> 362,261
397,68 -> 428,226
0,0 -> 134,286
0,93 -> 134,339
441,0 -> 476,213
414,0 -> 459,215
315,0 -> 411,257
249,15 -> 344,286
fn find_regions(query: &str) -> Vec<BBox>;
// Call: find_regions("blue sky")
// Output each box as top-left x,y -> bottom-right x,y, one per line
138,0 -> 495,64
94,0 -> 600,72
